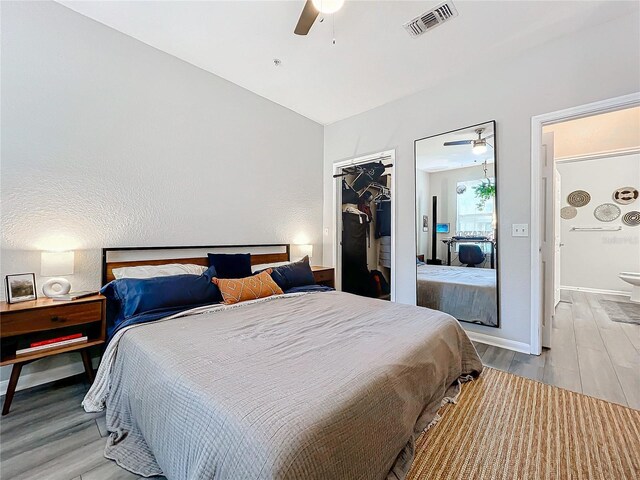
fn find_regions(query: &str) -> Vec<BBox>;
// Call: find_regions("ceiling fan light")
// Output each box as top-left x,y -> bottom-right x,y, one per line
312,0 -> 345,14
472,141 -> 488,155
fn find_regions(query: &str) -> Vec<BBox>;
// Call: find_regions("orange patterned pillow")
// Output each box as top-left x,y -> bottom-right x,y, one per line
212,269 -> 284,305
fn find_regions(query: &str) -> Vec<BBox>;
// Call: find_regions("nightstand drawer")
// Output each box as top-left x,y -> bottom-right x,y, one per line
313,269 -> 334,283
1,302 -> 103,337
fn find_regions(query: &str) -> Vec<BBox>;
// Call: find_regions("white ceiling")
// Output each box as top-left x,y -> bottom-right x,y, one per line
58,1 -> 639,125
416,121 -> 494,172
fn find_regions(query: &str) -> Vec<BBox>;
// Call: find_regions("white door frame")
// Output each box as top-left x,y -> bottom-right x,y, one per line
540,130 -> 557,349
530,92 -> 640,355
333,149 -> 397,301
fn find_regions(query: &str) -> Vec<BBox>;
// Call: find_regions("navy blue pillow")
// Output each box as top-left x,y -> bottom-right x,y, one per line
101,265 -> 222,325
207,253 -> 252,279
269,256 -> 316,291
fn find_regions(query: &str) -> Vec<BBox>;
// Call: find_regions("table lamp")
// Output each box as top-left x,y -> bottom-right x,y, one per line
291,244 -> 313,261
41,251 -> 74,297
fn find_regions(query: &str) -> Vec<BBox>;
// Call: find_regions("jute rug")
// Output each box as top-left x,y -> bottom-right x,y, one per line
407,368 -> 640,479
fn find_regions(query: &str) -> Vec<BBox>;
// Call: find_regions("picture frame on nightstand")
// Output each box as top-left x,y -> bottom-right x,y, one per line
5,273 -> 37,304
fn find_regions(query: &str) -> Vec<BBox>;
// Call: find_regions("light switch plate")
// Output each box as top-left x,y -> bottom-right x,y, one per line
512,224 -> 529,237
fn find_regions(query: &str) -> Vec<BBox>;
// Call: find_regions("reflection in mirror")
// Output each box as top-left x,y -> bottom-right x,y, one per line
415,121 -> 499,327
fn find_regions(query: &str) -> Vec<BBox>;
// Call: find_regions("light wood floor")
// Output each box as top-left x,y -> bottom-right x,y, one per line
1,289 -> 637,479
474,290 -> 640,410
0,376 -> 153,480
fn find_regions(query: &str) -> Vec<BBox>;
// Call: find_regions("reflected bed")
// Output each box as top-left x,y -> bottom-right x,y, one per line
416,264 -> 497,327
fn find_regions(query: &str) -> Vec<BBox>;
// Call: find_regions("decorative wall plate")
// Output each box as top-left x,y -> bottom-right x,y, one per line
622,211 -> 640,226
567,190 -> 591,207
593,203 -> 621,222
612,186 -> 639,205
560,206 -> 577,219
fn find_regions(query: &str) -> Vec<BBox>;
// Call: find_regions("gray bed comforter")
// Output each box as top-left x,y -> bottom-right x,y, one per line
84,291 -> 482,479
417,264 -> 498,327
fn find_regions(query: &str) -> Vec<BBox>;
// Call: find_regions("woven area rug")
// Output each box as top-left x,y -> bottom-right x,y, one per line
407,368 -> 640,480
600,299 -> 640,325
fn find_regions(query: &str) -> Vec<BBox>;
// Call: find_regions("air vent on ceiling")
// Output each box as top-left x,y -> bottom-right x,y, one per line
403,1 -> 458,38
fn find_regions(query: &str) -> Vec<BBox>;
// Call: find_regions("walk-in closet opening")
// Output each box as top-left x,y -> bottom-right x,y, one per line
333,151 -> 395,301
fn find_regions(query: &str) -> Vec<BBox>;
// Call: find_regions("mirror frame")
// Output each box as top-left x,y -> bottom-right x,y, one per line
413,120 -> 500,328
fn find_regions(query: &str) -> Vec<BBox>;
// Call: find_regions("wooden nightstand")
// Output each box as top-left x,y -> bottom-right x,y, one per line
0,295 -> 106,415
311,266 -> 335,288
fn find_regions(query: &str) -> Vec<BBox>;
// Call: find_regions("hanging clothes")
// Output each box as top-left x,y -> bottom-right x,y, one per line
375,201 -> 391,238
351,162 -> 386,191
342,203 -> 369,221
342,179 -> 359,204
358,192 -> 373,248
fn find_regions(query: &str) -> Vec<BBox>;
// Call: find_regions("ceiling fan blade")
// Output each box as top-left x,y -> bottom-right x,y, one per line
294,0 -> 319,35
444,140 -> 473,146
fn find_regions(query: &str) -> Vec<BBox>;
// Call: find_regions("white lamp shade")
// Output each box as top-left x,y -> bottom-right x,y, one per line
41,251 -> 74,276
291,244 -> 313,260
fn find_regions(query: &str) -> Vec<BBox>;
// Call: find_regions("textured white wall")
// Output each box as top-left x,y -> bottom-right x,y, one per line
1,2 -> 323,385
323,13 -> 640,347
557,154 -> 640,293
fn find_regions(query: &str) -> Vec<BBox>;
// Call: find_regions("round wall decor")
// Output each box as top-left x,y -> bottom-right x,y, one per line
567,190 -> 591,207
612,186 -> 639,205
560,206 -> 577,219
593,203 -> 621,222
622,211 -> 640,226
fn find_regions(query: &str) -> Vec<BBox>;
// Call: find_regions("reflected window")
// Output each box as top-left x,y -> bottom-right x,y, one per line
456,178 -> 495,236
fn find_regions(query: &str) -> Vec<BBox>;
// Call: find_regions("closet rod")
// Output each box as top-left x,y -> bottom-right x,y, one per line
332,162 -> 394,178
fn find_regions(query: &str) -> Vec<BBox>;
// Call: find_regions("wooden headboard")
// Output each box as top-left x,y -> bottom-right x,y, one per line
102,244 -> 290,285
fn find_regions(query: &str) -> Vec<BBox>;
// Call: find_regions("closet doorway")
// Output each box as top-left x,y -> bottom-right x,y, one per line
333,150 -> 396,301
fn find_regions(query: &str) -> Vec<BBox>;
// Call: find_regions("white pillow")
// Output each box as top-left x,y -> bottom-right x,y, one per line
250,261 -> 290,273
112,263 -> 207,279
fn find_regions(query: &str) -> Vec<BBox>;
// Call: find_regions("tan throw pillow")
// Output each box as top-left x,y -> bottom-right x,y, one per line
212,269 -> 284,305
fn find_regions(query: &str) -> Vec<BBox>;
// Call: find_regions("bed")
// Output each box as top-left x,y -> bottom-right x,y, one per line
85,245 -> 483,480
416,263 -> 498,327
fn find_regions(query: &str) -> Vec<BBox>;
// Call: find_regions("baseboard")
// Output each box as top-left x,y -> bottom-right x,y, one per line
560,285 -> 630,297
464,330 -> 531,355
0,357 -> 99,396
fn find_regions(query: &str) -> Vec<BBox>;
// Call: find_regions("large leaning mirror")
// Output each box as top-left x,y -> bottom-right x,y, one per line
415,120 -> 499,327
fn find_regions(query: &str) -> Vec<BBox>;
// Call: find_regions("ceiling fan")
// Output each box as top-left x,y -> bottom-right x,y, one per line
294,0 -> 344,35
444,128 -> 495,154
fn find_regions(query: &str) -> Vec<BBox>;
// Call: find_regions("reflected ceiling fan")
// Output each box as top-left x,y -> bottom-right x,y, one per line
444,128 -> 494,155
294,0 -> 344,35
